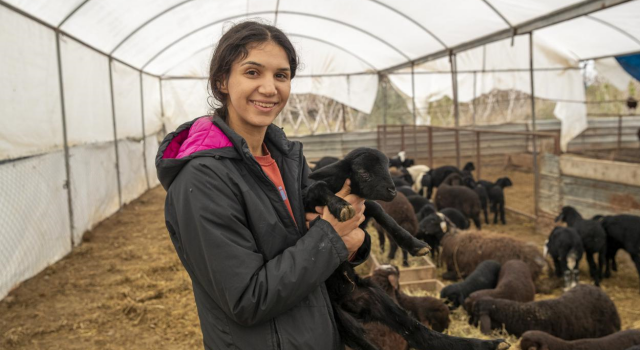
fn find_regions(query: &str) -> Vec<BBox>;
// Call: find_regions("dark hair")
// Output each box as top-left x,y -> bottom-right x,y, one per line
208,21 -> 299,120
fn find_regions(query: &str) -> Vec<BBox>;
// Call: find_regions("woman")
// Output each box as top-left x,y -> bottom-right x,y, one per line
156,21 -> 370,349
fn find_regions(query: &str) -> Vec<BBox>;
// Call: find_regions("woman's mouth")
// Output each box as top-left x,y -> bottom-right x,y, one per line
251,100 -> 278,112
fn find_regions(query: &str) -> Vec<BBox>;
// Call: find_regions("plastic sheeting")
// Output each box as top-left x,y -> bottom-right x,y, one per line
117,140 -> 148,205
0,6 -> 63,160
145,134 -> 161,188
0,151 -> 71,300
69,142 -> 120,244
142,74 -> 163,136
113,61 -> 143,140
595,57 -> 635,90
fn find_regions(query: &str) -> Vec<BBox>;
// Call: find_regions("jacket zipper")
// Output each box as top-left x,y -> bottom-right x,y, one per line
273,319 -> 282,350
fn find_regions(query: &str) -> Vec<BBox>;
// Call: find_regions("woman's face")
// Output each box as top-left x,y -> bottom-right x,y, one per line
222,41 -> 291,131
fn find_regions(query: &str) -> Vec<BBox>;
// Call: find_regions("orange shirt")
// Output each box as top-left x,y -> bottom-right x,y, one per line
254,144 -> 297,226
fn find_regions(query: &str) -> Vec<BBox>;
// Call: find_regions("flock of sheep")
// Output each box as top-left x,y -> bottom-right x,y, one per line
310,150 -> 640,350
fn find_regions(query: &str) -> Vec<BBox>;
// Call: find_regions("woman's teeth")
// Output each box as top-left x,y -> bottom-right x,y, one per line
252,101 -> 276,108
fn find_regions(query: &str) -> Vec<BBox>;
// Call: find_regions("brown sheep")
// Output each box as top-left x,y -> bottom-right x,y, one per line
520,329 -> 640,350
374,192 -> 419,267
440,228 -> 546,282
435,173 -> 482,229
463,260 -> 536,315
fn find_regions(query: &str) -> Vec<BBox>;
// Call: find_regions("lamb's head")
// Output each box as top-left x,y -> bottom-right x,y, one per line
496,177 -> 513,188
555,206 -> 581,225
520,331 -> 551,350
463,162 -> 475,172
371,264 -> 401,296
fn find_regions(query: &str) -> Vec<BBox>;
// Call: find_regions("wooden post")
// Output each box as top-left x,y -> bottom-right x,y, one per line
529,32 -> 539,218
401,125 -> 406,152
617,114 -> 622,150
455,130 -> 461,168
428,127 -> 434,168
476,131 -> 481,180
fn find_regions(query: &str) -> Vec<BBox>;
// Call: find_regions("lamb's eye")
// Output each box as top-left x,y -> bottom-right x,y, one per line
360,172 -> 371,181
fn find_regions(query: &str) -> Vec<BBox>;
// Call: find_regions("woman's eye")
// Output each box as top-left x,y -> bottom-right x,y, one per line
246,70 -> 258,76
276,73 -> 289,80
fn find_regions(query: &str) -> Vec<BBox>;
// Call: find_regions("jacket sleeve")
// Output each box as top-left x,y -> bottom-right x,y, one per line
166,160 -> 350,327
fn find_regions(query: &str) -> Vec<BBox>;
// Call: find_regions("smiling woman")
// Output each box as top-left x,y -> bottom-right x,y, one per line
155,21 -> 370,350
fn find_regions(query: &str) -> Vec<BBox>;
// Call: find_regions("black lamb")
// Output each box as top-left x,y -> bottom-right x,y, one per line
311,156 -> 340,171
406,194 -> 432,214
396,185 -> 418,198
555,206 -> 606,286
305,147 -> 508,350
521,329 -> 640,350
423,165 -> 464,199
596,214 -> 640,292
463,176 -> 489,225
544,226 -> 584,291
469,284 -> 620,339
440,207 -> 470,230
440,260 -> 501,309
487,177 -> 512,225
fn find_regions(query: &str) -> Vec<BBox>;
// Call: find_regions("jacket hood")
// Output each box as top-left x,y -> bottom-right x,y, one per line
155,115 -> 297,190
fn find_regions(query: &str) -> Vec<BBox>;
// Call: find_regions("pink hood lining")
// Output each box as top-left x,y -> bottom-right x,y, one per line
162,117 -> 233,159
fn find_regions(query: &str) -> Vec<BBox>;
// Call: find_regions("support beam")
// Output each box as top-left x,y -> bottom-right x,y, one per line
56,31 -> 75,248
529,33 -> 539,218
139,72 -> 150,190
451,53 -> 461,168
411,63 -> 417,125
108,58 -> 123,207
380,0 -> 632,74
382,75 -> 388,126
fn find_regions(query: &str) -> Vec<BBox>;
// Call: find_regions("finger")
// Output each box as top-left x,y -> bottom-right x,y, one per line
315,206 -> 324,214
335,178 -> 352,198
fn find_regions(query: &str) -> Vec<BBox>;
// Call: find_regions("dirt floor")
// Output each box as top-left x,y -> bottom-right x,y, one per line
1,162 -> 639,350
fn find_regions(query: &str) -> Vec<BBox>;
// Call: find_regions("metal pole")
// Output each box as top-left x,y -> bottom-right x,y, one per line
139,72 -> 150,190
401,125 -> 406,152
159,78 -> 167,136
411,63 -> 417,126
56,32 -> 75,248
476,131 -> 481,180
413,124 -> 418,160
108,58 -> 123,207
342,104 -> 347,132
383,125 -> 388,155
472,71 -> 477,126
451,53 -> 461,168
617,114 -> 622,150
382,75 -> 388,126
529,32 -> 539,218
428,127 -> 434,168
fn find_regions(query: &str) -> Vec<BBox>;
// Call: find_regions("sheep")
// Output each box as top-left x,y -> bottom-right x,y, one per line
555,206 -> 606,286
544,227 -> 584,291
373,192 -> 418,266
416,203 -> 438,222
484,177 -> 512,225
423,165 -> 464,199
416,212 -> 450,265
440,207 -> 470,230
462,176 -> 489,225
392,176 -> 411,188
407,165 -> 430,195
463,260 -> 535,316
396,185 -> 418,198
389,151 -> 415,169
406,194 -> 432,214
469,284 -> 620,339
520,329 -> 640,350
594,214 -> 640,292
305,147 -> 508,350
440,260 -> 501,309
439,227 -> 546,282
371,265 -> 451,332
435,173 -> 483,229
311,156 -> 340,171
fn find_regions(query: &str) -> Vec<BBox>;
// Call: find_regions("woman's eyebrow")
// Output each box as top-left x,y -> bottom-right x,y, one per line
241,61 -> 290,72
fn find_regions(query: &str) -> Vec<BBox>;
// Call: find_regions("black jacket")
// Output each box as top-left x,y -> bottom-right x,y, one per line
156,116 -> 369,349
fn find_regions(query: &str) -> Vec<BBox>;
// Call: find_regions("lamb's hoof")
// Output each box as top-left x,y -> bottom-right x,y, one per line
413,244 -> 431,257
496,341 -> 511,350
340,205 -> 355,221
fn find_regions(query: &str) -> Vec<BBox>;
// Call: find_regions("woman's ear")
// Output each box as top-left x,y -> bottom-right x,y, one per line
217,78 -> 228,94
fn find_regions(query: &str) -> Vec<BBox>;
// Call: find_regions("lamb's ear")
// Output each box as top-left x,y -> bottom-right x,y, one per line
554,213 -> 563,223
388,274 -> 400,290
308,159 -> 348,181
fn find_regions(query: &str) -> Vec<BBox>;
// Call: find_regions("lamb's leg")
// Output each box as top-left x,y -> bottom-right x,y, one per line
630,253 -> 640,293
585,253 -> 600,286
363,200 -> 429,256
388,238 -> 399,261
552,257 -> 563,278
303,181 -> 355,221
499,202 -> 506,225
472,214 -> 482,230
401,249 -> 409,267
492,203 -> 498,224
483,205 -> 489,225
342,280 -> 508,350
378,229 -> 386,253
426,185 -> 433,200
332,306 -> 380,350
597,249 -> 605,284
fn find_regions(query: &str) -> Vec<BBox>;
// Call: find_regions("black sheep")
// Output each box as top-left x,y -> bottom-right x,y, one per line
416,203 -> 438,222
416,213 -> 450,265
435,173 -> 483,229
462,176 -> 489,225
374,192 -> 418,267
396,185 -> 418,198
596,214 -> 640,292
470,284 -> 620,339
311,156 -> 339,171
521,329 -> 640,350
440,260 -> 501,309
488,177 -> 512,225
544,226 -> 584,291
305,147 -> 507,350
406,194 -> 431,214
423,165 -> 464,199
555,206 -> 606,286
463,260 -> 535,317
440,207 -> 470,230
389,151 -> 415,169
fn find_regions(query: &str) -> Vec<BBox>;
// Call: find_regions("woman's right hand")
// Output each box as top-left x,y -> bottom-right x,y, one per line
319,179 -> 366,246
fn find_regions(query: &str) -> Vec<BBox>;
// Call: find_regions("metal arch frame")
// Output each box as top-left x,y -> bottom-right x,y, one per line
585,15 -> 640,46
481,0 -> 514,29
141,10 -> 411,71
57,0 -> 92,28
365,0 -> 448,49
380,0 -> 633,74
159,33 -> 378,76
